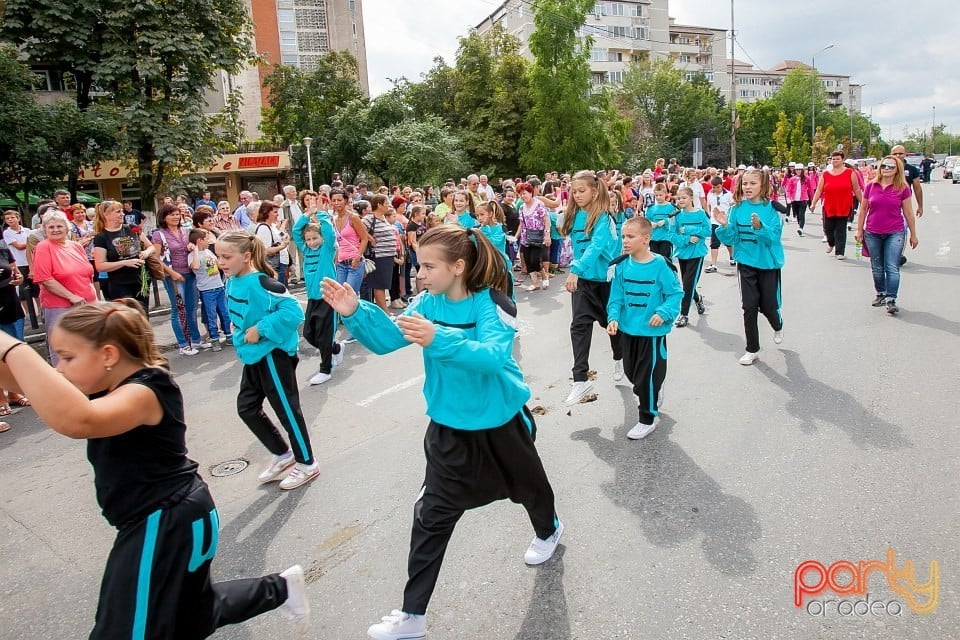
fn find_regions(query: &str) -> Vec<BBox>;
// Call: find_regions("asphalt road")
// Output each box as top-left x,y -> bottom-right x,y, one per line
1,177 -> 957,640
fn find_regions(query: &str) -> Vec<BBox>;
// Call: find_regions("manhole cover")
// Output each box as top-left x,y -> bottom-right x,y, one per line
210,458 -> 249,477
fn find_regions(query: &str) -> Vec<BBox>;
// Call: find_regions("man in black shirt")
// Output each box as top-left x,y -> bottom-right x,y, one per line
920,155 -> 934,183
890,145 -> 923,265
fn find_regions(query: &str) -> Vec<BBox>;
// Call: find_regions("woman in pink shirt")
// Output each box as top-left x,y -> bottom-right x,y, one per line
783,167 -> 810,235
854,156 -> 918,315
31,211 -> 96,363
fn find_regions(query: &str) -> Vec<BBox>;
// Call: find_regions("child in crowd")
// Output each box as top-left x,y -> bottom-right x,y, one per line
671,186 -> 710,328
560,170 -> 623,405
644,183 -> 679,273
320,225 -> 562,640
292,193 -> 343,386
0,300 -> 309,637
217,231 -> 318,490
715,169 -> 786,366
609,189 -> 628,241
476,200 -> 514,301
607,217 -> 682,439
705,176 -> 735,272
451,191 -> 476,229
189,229 -> 231,351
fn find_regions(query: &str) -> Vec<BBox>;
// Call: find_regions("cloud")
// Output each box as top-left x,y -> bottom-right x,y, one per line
361,0 -> 958,139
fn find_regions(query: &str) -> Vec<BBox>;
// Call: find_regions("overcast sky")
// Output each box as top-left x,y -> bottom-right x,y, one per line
363,0 -> 958,144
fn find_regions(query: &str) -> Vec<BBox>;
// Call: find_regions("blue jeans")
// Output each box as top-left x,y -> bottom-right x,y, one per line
199,287 -> 231,340
336,260 -> 364,292
864,230 -> 905,300
277,263 -> 288,285
0,318 -> 24,341
163,274 -> 201,347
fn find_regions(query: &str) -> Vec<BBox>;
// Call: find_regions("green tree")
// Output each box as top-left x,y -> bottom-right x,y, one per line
811,125 -> 837,163
365,117 -> 468,187
789,113 -> 811,163
619,59 -> 685,167
521,0 -> 620,173
393,58 -> 459,125
769,112 -> 791,167
774,67 -> 827,132
3,0 -> 255,209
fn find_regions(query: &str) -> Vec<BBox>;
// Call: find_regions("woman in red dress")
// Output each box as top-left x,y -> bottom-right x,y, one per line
811,150 -> 863,259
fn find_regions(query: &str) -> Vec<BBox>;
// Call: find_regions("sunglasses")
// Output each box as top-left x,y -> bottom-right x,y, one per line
880,164 -> 897,170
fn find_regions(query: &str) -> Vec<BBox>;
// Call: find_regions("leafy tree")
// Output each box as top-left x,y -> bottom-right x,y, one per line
3,0 -> 255,209
769,112 -> 791,168
619,59 -> 685,167
393,58 -> 458,125
773,67 -> 827,132
811,125 -> 837,163
664,74 -> 729,167
364,117 -> 468,187
789,114 -> 811,163
521,0 -> 621,173
735,99 -> 779,166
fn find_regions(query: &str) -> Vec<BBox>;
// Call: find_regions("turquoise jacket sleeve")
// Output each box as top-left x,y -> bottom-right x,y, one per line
571,214 -> 616,281
291,214 -> 309,252
341,299 -> 410,354
754,205 -> 783,245
255,287 -> 305,345
606,262 -> 625,325
715,206 -> 740,246
425,295 -> 514,373
654,260 -> 683,322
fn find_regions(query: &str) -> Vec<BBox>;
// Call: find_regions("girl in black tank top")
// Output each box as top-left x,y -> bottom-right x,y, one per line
0,300 -> 312,638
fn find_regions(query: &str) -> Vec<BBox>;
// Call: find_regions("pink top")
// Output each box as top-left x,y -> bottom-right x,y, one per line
863,183 -> 911,235
335,214 -> 362,262
784,175 -> 809,203
32,240 -> 96,308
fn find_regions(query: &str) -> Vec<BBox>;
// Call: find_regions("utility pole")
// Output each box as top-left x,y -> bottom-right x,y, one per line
729,0 -> 736,167
931,106 -> 936,155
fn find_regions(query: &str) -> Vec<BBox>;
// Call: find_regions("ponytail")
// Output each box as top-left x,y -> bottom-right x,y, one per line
417,225 -> 509,296
216,230 -> 277,278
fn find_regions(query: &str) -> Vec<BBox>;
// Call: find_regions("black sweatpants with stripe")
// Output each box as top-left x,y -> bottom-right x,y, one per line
401,408 -> 559,615
237,349 -> 314,465
649,240 -> 678,273
570,278 -> 623,383
737,264 -> 783,354
621,333 -> 667,426
303,298 -> 341,375
91,479 -> 286,639
677,257 -> 704,316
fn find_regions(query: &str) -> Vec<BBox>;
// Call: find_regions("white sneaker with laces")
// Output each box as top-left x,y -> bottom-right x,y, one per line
524,520 -> 564,565
739,351 -> 759,366
367,610 -> 426,640
258,453 -> 295,483
563,380 -> 594,406
309,370 -> 332,385
627,419 -> 658,440
279,462 -> 320,491
773,329 -> 784,344
278,565 -> 310,634
612,360 -> 624,381
179,346 -> 199,356
197,341 -> 213,350
331,342 -> 345,367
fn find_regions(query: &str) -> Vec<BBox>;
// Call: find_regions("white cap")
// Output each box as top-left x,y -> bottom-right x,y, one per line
844,158 -> 856,167
807,162 -> 815,167
762,165 -> 770,171
747,165 -> 756,170
737,164 -> 746,170
788,162 -> 796,168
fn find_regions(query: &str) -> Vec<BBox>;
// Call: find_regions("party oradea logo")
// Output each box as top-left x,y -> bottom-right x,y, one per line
794,548 -> 938,617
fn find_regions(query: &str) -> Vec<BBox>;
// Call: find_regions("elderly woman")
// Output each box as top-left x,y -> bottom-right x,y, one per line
30,211 -> 96,363
152,203 -> 203,355
192,205 -> 220,242
811,150 -> 863,259
253,201 -> 291,284
214,200 -> 242,233
93,200 -> 154,314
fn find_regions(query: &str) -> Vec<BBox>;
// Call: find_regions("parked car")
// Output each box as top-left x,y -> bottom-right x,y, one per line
943,156 -> 959,181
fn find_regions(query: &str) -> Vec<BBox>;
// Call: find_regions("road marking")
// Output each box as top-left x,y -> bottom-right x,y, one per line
932,205 -> 941,216
357,374 -> 425,407
936,241 -> 950,257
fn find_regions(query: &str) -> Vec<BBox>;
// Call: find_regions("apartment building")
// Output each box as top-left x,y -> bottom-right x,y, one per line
731,59 -> 862,112
475,0 -> 730,99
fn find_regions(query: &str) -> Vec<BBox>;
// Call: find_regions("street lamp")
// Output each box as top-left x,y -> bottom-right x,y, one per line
931,106 -> 936,155
302,136 -> 314,191
810,44 -> 835,152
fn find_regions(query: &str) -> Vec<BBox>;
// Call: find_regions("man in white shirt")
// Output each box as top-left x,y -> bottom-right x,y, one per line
705,177 -> 735,272
281,185 -> 303,283
478,174 -> 496,202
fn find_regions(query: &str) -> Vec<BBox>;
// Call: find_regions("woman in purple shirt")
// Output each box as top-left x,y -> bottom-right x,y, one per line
854,156 -> 919,315
152,203 -> 204,353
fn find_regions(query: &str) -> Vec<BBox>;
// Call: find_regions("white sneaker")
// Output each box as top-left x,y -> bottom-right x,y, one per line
627,419 -> 658,440
524,520 -> 564,565
613,360 -> 624,381
179,346 -> 199,356
367,610 -> 426,640
563,380 -> 594,406
309,370 -> 332,385
821,236 -> 828,243
331,342 -> 345,367
258,452 -> 295,483
279,462 -> 320,491
658,387 -> 665,409
278,565 -> 310,634
197,341 -> 213,350
773,329 -> 784,344
542,278 -> 549,289
739,351 -> 759,366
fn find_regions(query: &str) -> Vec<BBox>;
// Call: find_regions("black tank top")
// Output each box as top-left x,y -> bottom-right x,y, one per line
87,367 -> 198,528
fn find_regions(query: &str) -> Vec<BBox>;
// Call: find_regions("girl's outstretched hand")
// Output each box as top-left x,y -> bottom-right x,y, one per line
397,312 -> 435,347
321,277 -> 359,316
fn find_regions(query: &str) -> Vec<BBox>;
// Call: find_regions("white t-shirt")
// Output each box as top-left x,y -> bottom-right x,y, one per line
706,189 -> 734,225
2,228 -> 30,266
682,180 -> 706,207
255,222 -> 290,265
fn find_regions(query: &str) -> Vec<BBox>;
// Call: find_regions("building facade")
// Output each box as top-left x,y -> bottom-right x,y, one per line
733,59 -> 862,112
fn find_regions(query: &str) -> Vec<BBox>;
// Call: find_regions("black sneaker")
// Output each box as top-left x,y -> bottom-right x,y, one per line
886,299 -> 899,314
675,315 -> 689,328
695,297 -> 705,315
899,255 -> 907,266
871,294 -> 886,307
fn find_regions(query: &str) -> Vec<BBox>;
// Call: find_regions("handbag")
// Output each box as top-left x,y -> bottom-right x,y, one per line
521,210 -> 545,247
363,257 -> 377,275
257,223 -> 282,269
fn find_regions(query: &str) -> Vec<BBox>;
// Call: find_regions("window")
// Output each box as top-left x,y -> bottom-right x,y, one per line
295,7 -> 326,29
607,70 -> 624,84
609,51 -> 622,62
630,4 -> 646,17
590,48 -> 608,62
611,25 -> 627,37
634,27 -> 649,40
679,36 -> 690,45
592,72 -> 606,86
278,8 -> 295,29
631,53 -> 647,62
282,54 -> 299,66
31,71 -> 52,91
593,3 -> 604,16
280,31 -> 298,52
348,0 -> 355,10
679,55 -> 691,63
608,2 -> 625,16
704,72 -> 715,82
120,183 -> 142,210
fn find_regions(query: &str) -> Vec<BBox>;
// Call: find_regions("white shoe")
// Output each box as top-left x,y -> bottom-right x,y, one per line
773,329 -> 784,344
197,341 -> 213,350
278,565 -> 310,634
612,360 -> 624,381
821,236 -> 828,243
739,351 -> 759,366
564,380 -> 594,406
309,370 -> 332,385
542,278 -> 549,289
279,462 -> 320,490
367,610 -> 426,640
837,254 -> 846,260
258,453 -> 295,483
658,387 -> 665,409
524,520 -> 564,565
627,419 -> 658,440
331,342 -> 345,367
179,346 -> 199,356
